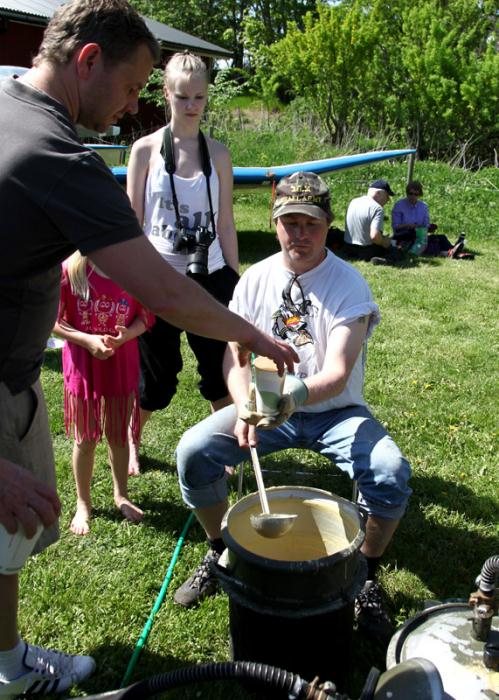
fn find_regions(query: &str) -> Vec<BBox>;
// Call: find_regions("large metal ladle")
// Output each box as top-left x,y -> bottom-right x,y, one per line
249,445 -> 297,538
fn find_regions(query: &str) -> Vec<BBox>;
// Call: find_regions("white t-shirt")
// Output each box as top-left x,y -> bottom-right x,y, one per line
143,153 -> 225,275
344,195 -> 384,246
229,250 -> 380,412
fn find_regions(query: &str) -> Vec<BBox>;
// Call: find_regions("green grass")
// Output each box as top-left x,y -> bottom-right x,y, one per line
24,157 -> 499,699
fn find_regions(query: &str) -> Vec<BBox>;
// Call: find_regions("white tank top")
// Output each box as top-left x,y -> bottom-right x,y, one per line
143,152 -> 225,275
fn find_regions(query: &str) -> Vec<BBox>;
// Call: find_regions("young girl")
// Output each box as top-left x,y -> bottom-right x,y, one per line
127,51 -> 239,475
54,252 -> 153,535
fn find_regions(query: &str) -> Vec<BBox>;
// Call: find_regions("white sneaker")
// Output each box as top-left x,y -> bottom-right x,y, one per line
0,644 -> 96,697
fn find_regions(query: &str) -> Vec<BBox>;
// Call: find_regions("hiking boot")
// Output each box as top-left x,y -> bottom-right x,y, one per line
355,580 -> 394,643
174,549 -> 220,608
0,643 -> 95,697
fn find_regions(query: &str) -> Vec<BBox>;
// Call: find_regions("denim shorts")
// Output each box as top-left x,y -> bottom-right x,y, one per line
176,404 -> 412,520
0,380 -> 59,553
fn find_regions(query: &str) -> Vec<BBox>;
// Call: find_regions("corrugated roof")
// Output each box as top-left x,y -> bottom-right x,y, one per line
142,16 -> 231,57
0,0 -> 61,20
0,0 -> 231,57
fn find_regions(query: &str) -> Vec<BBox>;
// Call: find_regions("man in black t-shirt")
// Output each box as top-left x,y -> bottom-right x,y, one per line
0,1 -> 297,696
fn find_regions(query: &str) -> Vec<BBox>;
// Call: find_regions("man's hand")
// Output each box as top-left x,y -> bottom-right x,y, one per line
236,331 -> 298,375
239,375 -> 308,430
233,418 -> 258,449
238,384 -> 279,429
0,458 -> 61,537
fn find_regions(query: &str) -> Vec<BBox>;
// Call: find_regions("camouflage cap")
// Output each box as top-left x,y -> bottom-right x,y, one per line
272,171 -> 332,223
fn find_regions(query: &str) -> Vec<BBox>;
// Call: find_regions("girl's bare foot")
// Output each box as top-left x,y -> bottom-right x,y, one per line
70,502 -> 91,535
116,496 -> 144,523
128,440 -> 141,476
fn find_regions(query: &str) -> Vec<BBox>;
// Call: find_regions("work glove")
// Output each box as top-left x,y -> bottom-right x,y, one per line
239,375 -> 308,430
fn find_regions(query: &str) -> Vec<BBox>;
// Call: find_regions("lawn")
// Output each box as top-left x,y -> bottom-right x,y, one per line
25,157 -> 498,699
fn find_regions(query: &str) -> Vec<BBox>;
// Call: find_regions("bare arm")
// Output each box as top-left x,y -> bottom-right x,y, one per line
224,342 -> 252,410
53,318 -> 115,360
126,135 -> 155,225
212,140 -> 238,272
104,316 -> 148,351
89,237 -> 298,373
303,316 -> 369,404
225,317 -> 369,445
224,342 -> 256,448
370,222 -> 392,249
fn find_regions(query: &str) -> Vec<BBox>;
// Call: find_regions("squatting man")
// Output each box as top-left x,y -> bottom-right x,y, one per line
174,171 -> 412,638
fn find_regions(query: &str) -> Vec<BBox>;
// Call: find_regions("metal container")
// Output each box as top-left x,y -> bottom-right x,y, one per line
386,602 -> 499,699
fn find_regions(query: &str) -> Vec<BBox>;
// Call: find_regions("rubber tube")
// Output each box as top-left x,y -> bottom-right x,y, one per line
76,661 -> 347,700
478,555 -> 499,594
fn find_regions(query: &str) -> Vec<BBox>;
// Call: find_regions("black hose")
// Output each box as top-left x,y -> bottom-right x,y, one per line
75,661 -> 347,700
478,555 -> 499,594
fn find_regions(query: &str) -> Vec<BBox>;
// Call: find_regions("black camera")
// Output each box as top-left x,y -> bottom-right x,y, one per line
172,226 -> 216,276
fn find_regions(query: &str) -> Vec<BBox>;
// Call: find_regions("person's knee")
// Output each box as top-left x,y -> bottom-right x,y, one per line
176,429 -> 218,490
76,439 -> 97,455
356,438 -> 411,516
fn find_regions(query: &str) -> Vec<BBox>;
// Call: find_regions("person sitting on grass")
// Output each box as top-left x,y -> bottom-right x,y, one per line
173,171 -> 412,643
344,179 -> 402,266
391,180 -> 430,249
391,181 -> 468,258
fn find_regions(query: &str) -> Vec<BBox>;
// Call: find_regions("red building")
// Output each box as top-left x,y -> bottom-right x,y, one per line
0,0 -> 231,138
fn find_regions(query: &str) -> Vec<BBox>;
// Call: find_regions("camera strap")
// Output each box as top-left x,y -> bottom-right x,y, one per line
161,125 -> 217,237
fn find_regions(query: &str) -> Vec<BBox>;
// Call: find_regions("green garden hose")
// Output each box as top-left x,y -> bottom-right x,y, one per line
120,512 -> 195,687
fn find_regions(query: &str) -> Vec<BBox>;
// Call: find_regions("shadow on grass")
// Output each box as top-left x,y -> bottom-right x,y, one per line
83,641 -> 280,700
79,644 -> 216,698
84,634 -> 381,700
335,250 -> 442,268
92,494 -> 199,540
390,472 -> 498,603
133,455 -> 176,475
238,228 -> 280,266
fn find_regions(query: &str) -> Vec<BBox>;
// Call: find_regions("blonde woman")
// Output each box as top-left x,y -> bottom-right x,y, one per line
54,252 -> 153,534
127,52 -> 239,474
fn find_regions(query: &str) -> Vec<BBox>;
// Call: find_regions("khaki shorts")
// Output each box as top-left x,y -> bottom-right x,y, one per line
0,380 -> 59,554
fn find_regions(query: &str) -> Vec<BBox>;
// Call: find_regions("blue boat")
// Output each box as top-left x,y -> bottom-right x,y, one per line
109,148 -> 416,187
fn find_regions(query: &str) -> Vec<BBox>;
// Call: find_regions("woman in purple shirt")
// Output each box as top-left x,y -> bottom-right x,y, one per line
391,180 -> 430,246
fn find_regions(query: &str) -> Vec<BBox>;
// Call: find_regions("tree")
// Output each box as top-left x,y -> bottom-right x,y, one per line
259,0 -> 498,160
131,0 -> 317,68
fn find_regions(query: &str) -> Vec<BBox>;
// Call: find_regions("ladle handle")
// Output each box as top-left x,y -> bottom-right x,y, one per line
249,445 -> 270,515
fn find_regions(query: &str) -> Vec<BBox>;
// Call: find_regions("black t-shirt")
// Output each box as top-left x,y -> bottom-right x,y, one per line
0,78 -> 143,393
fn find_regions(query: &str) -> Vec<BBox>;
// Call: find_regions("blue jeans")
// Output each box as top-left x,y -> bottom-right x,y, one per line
176,404 -> 411,520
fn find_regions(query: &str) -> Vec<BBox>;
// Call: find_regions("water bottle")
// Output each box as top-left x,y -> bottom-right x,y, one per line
409,226 -> 427,256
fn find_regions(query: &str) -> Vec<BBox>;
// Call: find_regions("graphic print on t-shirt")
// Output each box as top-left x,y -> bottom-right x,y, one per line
272,275 -> 316,347
77,297 -> 93,330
